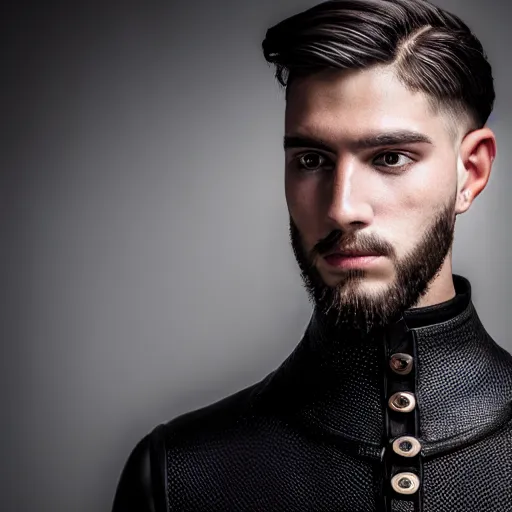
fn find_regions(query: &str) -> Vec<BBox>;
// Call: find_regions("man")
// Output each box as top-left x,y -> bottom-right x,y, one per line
112,0 -> 512,510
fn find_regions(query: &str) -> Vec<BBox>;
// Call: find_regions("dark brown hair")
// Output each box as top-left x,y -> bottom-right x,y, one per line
262,0 -> 495,134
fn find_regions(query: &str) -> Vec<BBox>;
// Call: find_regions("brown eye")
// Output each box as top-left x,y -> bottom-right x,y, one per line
384,153 -> 400,165
374,152 -> 413,169
297,152 -> 327,171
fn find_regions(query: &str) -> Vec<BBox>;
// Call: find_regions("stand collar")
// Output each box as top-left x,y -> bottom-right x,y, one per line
268,274 -> 512,459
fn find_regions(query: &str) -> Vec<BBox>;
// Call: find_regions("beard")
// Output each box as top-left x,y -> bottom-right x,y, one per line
289,197 -> 457,337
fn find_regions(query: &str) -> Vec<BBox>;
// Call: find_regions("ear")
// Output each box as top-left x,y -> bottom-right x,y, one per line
455,127 -> 497,215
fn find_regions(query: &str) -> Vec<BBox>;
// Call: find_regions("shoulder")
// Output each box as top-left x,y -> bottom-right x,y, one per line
111,424 -> 168,512
111,376 -> 274,512
162,377 -> 269,438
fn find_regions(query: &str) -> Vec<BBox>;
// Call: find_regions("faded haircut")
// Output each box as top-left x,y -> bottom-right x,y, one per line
262,0 -> 495,141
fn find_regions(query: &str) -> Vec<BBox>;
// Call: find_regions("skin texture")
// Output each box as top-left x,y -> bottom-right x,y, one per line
284,65 -> 496,335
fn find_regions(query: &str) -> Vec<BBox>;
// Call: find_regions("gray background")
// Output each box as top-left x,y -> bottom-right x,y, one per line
3,0 -> 511,510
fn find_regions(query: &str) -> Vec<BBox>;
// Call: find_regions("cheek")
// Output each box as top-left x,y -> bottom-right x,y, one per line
285,175 -> 322,243
388,157 -> 455,216
386,192 -> 447,251
375,180 -> 448,253
285,172 -> 308,215
384,193 -> 430,243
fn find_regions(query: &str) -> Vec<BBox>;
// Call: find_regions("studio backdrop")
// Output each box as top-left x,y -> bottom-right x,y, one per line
2,0 -> 511,510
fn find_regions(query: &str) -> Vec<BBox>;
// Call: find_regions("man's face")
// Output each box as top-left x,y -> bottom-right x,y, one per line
284,65 -> 460,335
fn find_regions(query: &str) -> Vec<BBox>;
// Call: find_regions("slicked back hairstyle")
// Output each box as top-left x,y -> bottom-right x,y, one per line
262,0 -> 495,138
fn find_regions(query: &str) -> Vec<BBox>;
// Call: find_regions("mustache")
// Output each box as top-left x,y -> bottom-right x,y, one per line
313,230 -> 390,257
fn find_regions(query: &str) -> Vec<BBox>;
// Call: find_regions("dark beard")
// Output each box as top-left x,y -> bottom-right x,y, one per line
289,198 -> 456,337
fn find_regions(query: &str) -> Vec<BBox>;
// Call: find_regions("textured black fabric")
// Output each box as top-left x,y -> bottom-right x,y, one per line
112,274 -> 512,511
391,501 -> 415,512
423,420 -> 512,510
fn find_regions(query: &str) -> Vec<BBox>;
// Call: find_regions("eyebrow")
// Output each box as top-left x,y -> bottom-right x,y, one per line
283,130 -> 434,152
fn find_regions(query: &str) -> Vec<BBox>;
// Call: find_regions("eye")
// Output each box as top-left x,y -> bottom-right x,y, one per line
294,152 -> 332,172
373,152 -> 413,169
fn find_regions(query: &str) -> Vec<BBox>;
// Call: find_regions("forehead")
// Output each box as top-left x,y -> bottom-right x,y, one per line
285,66 -> 450,144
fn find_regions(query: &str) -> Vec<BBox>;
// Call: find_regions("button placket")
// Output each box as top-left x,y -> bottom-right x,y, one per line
382,317 -> 423,512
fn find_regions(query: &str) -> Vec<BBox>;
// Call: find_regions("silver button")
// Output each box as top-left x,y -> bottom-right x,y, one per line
389,353 -> 413,375
388,391 -> 416,413
391,472 -> 420,495
392,436 -> 421,457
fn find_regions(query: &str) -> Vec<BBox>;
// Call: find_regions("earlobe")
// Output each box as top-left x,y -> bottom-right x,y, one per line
455,188 -> 472,216
457,127 -> 496,209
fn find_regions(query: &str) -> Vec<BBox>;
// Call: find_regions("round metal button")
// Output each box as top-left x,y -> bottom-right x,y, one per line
391,472 -> 420,495
388,391 -> 416,413
389,353 -> 413,375
392,436 -> 421,457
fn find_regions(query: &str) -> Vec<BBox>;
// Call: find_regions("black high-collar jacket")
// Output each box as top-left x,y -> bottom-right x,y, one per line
112,274 -> 512,511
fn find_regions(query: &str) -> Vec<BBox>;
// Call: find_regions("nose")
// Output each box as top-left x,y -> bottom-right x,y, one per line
325,159 -> 374,231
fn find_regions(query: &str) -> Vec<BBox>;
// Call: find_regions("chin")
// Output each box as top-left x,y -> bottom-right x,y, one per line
336,274 -> 393,296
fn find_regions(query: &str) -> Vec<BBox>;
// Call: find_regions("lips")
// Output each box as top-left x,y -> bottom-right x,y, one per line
325,250 -> 380,257
323,252 -> 381,270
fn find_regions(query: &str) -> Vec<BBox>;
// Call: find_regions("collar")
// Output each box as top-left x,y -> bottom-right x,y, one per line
263,274 -> 512,460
